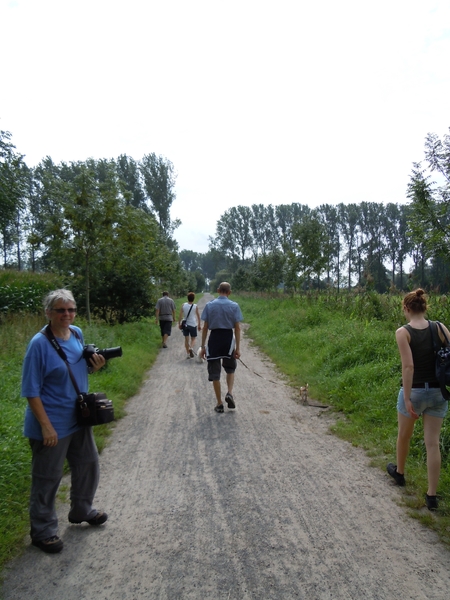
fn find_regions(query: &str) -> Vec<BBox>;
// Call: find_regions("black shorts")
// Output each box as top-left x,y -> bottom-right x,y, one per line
183,325 -> 197,338
207,357 -> 237,381
159,320 -> 173,337
206,329 -> 236,381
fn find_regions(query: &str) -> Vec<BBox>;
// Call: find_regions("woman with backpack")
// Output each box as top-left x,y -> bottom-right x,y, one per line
387,288 -> 450,510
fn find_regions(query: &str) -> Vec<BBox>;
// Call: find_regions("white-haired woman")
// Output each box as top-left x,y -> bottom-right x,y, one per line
21,289 -> 107,553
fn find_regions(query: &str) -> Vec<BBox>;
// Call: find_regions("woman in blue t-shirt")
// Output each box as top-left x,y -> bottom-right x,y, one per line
22,289 -> 107,553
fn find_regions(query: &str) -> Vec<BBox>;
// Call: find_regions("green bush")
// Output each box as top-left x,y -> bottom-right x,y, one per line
0,271 -> 65,315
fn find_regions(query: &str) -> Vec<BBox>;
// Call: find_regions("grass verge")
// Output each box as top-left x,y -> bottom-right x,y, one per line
233,291 -> 450,546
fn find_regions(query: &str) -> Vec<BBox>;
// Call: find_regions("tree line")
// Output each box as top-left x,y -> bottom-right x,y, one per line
2,126 -> 450,309
0,130 -> 201,321
179,129 -> 450,294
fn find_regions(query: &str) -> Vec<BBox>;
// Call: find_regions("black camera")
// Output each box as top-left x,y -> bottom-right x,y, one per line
83,344 -> 123,362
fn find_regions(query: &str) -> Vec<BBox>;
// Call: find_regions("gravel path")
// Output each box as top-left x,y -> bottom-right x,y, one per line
3,293 -> 450,599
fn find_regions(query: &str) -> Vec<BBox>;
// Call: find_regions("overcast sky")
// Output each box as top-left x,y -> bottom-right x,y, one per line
1,0 -> 449,254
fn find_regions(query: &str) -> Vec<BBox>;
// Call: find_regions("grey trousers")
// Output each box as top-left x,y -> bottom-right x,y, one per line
29,427 -> 100,541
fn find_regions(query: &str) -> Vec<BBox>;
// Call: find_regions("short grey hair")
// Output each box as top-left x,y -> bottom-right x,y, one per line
43,289 -> 76,312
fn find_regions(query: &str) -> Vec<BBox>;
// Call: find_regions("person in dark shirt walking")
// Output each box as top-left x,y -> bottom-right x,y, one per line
387,288 -> 450,510
155,291 -> 176,348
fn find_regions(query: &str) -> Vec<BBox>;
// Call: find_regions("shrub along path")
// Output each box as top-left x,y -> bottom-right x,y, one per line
2,294 -> 450,599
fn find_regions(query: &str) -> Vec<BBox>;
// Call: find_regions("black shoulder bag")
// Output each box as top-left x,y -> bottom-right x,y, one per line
42,325 -> 114,426
180,304 -> 194,330
429,320 -> 450,401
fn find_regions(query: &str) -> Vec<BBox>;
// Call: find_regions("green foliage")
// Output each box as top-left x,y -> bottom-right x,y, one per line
408,129 -> 450,264
140,153 -> 178,236
0,270 -> 65,314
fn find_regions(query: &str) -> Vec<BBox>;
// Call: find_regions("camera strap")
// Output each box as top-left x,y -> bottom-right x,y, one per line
41,325 -> 83,397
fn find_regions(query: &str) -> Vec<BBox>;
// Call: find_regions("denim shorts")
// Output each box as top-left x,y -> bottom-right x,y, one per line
397,386 -> 448,418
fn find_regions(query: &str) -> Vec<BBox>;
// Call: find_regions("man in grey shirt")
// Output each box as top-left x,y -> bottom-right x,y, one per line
155,291 -> 176,348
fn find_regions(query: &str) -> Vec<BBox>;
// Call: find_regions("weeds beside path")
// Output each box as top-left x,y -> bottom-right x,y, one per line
3,294 -> 450,600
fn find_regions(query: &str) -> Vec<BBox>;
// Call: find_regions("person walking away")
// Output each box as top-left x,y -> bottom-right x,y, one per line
155,291 -> 176,348
200,282 -> 243,413
387,288 -> 450,511
178,292 -> 202,358
21,289 -> 108,554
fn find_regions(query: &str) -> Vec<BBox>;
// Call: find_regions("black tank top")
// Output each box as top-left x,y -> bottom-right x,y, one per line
403,323 -> 437,384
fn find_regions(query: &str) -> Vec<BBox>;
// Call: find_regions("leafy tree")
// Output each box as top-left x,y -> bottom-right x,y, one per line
200,249 -> 227,281
291,215 -> 329,287
251,251 -> 285,291
408,129 -> 450,261
0,131 -> 27,267
337,203 -> 360,288
80,206 -> 166,322
116,154 -> 146,210
384,203 -> 411,288
316,204 -> 340,288
179,250 -> 201,272
140,153 -> 179,236
275,203 -> 311,252
62,160 -> 123,322
250,204 -> 279,257
213,206 -> 253,263
192,270 -> 206,293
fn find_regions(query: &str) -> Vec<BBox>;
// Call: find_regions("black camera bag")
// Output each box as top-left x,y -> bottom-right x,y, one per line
42,325 -> 115,426
77,392 -> 114,426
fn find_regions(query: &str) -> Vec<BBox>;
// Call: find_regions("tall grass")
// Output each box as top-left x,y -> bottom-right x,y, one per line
233,290 -> 450,543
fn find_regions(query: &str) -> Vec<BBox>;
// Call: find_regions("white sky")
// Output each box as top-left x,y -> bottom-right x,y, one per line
1,0 -> 449,254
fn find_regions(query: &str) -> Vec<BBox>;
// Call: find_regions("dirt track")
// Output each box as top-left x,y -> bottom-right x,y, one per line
3,293 -> 450,599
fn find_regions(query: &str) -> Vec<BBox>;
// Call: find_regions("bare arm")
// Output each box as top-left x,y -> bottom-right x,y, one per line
196,307 -> 202,330
438,322 -> 450,344
234,322 -> 241,359
395,327 -> 418,419
200,320 -> 209,357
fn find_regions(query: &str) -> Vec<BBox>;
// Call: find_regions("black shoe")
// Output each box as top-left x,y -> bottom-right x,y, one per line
387,463 -> 405,486
214,404 -> 224,413
69,512 -> 108,526
425,494 -> 438,511
32,535 -> 63,553
225,392 -> 235,409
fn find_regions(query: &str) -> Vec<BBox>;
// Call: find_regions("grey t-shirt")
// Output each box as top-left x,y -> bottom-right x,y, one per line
156,296 -> 176,321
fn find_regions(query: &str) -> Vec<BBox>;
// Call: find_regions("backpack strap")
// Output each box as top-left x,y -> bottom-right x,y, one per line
429,320 -> 449,350
437,321 -> 449,345
429,321 -> 450,401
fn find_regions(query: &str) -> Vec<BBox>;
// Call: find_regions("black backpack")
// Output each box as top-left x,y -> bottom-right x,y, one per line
429,320 -> 450,401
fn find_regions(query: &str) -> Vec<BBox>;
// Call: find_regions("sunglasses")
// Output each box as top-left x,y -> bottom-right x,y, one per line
52,308 -> 77,314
